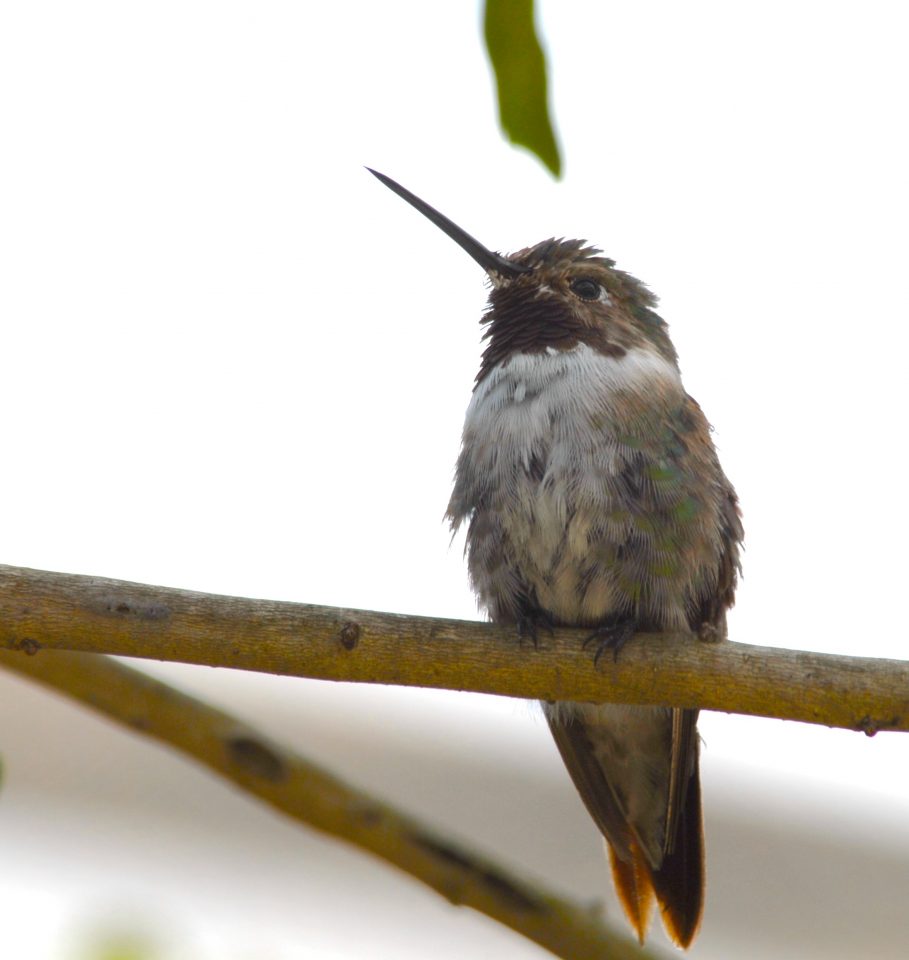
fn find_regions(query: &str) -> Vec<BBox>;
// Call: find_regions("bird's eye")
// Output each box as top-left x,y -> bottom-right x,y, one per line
569,277 -> 602,301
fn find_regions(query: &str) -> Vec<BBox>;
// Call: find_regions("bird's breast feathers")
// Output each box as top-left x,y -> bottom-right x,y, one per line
449,342 -> 729,630
463,343 -> 683,453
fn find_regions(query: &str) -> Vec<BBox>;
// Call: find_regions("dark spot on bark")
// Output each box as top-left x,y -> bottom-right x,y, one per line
411,832 -> 544,913
859,716 -> 901,737
226,735 -> 288,782
96,596 -> 171,620
339,621 -> 360,650
354,803 -> 383,827
859,718 -> 877,737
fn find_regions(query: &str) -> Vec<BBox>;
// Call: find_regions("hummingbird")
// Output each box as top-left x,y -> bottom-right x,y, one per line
368,168 -> 742,948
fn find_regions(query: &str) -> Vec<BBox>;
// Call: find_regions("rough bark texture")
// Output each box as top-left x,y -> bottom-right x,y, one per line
1,563 -> 907,734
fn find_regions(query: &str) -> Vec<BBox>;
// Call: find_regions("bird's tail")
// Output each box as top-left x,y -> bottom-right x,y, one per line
608,770 -> 704,949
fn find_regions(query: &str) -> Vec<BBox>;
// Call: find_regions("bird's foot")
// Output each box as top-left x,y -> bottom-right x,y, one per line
584,618 -> 636,665
696,621 -> 724,643
516,609 -> 556,649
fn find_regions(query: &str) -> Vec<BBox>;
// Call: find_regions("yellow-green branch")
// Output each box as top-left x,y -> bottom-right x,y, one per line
0,648 -> 660,960
1,564 -> 906,733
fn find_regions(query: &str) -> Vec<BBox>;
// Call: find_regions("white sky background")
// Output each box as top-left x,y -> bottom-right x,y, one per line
1,1 -> 908,958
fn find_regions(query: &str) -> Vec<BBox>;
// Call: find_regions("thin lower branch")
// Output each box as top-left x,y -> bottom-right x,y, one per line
0,648 -> 661,960
1,564 -> 907,733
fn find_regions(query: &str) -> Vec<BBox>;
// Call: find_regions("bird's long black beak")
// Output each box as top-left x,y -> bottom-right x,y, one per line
367,168 -> 529,279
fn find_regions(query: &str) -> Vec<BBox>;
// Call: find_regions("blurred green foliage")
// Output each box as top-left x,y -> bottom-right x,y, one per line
75,930 -> 159,960
484,0 -> 562,176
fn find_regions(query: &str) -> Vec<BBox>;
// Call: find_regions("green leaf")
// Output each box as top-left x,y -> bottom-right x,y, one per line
484,0 -> 562,177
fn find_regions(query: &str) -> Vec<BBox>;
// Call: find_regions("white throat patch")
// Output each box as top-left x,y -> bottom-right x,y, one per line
467,343 -> 682,424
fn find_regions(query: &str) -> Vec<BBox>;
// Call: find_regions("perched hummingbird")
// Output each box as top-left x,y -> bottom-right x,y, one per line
369,169 -> 742,948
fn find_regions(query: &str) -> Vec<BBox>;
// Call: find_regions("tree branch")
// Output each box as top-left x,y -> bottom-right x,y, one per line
1,564 -> 907,733
0,648 -> 662,960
